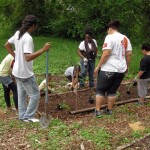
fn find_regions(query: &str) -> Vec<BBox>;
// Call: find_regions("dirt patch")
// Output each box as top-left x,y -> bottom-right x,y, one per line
38,77 -> 142,118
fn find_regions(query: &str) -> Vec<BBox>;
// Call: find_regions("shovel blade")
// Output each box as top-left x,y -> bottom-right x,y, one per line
39,112 -> 51,129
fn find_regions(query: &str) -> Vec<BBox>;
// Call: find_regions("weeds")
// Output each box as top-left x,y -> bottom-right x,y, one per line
79,127 -> 112,149
57,102 -> 70,110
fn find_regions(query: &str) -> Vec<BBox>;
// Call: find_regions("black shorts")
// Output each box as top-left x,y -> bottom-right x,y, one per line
96,71 -> 124,97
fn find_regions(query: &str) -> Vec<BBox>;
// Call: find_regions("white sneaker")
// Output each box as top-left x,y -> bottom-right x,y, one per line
21,119 -> 30,123
28,118 -> 39,122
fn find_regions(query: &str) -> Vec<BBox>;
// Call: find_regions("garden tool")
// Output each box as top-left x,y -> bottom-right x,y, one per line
39,51 -> 51,128
75,68 -> 79,110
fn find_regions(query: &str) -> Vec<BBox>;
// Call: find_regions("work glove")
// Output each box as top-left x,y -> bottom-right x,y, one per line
83,57 -> 88,62
83,57 -> 88,66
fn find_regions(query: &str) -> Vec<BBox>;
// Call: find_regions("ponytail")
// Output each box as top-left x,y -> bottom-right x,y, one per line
18,15 -> 37,40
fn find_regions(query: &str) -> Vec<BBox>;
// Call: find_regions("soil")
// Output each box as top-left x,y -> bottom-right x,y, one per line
38,76 -> 140,119
0,75 -> 150,149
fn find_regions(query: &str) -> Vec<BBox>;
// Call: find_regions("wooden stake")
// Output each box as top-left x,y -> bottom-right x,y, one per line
70,96 -> 150,114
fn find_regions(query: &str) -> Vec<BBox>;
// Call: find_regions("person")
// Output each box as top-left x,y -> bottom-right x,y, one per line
78,27 -> 98,88
39,73 -> 52,95
5,15 -> 51,122
134,43 -> 150,105
0,53 -> 18,112
94,20 -> 132,117
65,65 -> 81,90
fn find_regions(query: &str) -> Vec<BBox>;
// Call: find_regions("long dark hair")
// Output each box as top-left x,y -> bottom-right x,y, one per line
18,15 -> 37,40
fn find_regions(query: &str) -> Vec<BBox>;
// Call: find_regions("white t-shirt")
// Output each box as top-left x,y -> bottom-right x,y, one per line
79,39 -> 98,51
8,31 -> 34,78
65,66 -> 74,77
101,32 -> 132,73
0,54 -> 14,76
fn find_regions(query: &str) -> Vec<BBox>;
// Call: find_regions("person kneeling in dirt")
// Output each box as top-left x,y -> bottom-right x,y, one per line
133,43 -> 150,105
65,65 -> 82,91
0,53 -> 18,112
39,73 -> 52,96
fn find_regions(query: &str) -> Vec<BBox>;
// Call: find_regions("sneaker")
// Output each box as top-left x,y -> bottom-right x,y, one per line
103,108 -> 112,115
21,118 -> 39,123
21,118 -> 30,123
95,110 -> 102,118
28,118 -> 39,122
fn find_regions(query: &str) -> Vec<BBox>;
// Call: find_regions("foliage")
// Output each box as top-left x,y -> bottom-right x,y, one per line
57,102 -> 70,110
0,0 -> 149,44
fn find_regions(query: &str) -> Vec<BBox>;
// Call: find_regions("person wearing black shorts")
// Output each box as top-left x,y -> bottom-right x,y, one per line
94,20 -> 132,117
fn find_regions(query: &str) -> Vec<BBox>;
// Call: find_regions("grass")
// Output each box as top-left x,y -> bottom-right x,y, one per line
0,35 -> 143,76
0,36 -> 148,149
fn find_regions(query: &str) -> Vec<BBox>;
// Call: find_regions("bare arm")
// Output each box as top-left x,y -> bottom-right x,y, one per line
136,71 -> 144,78
71,77 -> 78,90
5,42 -> 15,57
24,42 -> 51,62
125,50 -> 132,68
96,48 -> 98,56
78,48 -> 85,59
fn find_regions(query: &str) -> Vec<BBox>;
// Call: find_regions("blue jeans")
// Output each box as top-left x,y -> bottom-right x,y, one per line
80,59 -> 95,87
15,75 -> 40,120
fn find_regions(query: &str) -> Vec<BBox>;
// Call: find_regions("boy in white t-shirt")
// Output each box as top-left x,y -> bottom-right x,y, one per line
5,15 -> 51,123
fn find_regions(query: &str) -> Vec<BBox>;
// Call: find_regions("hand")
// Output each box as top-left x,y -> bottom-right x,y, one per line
94,66 -> 100,75
83,57 -> 88,62
42,42 -> 51,52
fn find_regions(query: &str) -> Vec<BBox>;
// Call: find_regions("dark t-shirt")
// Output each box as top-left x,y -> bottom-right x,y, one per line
140,55 -> 150,79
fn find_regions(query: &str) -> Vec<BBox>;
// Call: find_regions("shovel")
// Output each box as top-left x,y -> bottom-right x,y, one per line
74,68 -> 79,110
39,51 -> 51,128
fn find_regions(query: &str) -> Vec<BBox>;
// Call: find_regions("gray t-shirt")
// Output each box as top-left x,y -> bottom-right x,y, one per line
65,66 -> 74,77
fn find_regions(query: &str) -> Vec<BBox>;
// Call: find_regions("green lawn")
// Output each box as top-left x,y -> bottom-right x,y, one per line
0,36 -> 142,76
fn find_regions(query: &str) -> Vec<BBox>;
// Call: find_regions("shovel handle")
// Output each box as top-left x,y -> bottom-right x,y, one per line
45,51 -> 49,115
